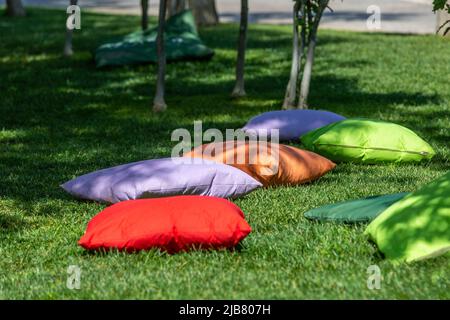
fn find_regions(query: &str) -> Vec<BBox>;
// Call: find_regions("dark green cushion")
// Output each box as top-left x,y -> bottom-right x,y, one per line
95,10 -> 214,68
304,192 -> 410,223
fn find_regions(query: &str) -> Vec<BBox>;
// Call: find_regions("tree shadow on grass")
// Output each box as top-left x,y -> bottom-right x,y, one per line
0,8 -> 448,207
0,214 -> 27,234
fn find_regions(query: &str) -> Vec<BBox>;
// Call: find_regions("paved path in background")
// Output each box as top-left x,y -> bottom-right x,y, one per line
4,0 -> 437,34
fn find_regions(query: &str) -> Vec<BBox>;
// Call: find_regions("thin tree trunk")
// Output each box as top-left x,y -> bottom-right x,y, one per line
231,0 -> 248,98
153,0 -> 168,112
178,0 -> 188,13
167,0 -> 187,17
437,10 -> 450,36
188,0 -> 219,26
6,0 -> 26,17
283,1 -> 302,109
298,0 -> 328,109
168,0 -> 177,17
298,37 -> 315,109
141,0 -> 149,30
63,0 -> 78,57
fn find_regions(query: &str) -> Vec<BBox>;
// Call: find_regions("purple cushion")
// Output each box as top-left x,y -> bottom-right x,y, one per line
242,110 -> 346,141
61,158 -> 262,203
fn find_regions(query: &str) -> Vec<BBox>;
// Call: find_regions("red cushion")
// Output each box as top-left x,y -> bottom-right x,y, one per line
78,196 -> 251,253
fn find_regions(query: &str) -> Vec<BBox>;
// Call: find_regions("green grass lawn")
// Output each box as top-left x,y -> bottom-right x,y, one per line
0,8 -> 449,299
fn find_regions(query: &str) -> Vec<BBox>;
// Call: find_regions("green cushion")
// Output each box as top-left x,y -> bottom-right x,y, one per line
365,171 -> 450,263
300,119 -> 435,163
95,10 -> 214,68
304,192 -> 409,223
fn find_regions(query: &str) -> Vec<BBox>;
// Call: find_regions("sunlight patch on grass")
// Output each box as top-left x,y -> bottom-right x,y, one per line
0,129 -> 27,142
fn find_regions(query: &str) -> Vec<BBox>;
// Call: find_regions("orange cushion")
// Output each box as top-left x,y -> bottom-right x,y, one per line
183,142 -> 335,187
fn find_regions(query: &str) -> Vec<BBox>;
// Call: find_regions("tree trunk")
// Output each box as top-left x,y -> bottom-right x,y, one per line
167,0 -> 187,17
283,1 -> 302,109
153,0 -> 168,112
141,0 -> 149,30
298,0 -> 328,109
437,10 -> 450,36
6,0 -> 26,17
63,0 -> 78,56
298,37 -> 316,109
231,0 -> 248,98
188,0 -> 219,26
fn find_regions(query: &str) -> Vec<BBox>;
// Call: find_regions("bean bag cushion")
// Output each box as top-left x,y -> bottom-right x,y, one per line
365,172 -> 450,263
304,192 -> 410,223
95,10 -> 214,68
61,158 -> 262,203
79,196 -> 252,253
301,119 -> 435,163
183,141 -> 336,187
242,110 -> 345,141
